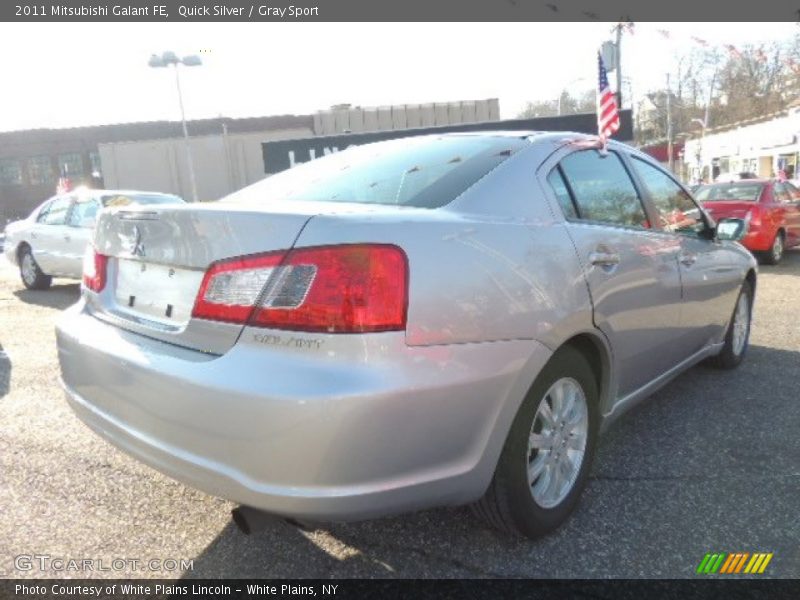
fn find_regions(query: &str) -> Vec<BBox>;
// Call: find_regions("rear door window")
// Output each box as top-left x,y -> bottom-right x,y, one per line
557,150 -> 649,228
547,167 -> 578,219
67,197 -> 100,227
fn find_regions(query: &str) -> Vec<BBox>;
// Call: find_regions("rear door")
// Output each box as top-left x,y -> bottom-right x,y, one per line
63,195 -> 100,278
30,195 -> 73,275
628,156 -> 741,354
548,148 -> 684,398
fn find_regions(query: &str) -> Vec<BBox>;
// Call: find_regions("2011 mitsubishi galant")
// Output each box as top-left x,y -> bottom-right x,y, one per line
55,132 -> 756,538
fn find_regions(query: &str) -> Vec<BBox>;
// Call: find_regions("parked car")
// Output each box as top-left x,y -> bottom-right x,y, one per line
695,179 -> 800,264
56,133 -> 755,538
3,189 -> 184,289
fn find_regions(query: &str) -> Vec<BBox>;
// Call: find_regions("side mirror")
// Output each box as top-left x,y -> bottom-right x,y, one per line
79,217 -> 96,229
716,218 -> 747,242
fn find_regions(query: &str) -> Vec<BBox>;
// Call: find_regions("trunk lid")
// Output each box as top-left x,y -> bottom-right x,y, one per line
89,203 -> 317,354
701,201 -> 755,221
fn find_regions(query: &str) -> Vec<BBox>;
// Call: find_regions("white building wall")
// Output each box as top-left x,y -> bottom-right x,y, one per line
683,110 -> 800,182
99,126 -> 312,202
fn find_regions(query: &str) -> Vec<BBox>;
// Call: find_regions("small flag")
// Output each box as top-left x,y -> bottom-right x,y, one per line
657,29 -> 671,39
597,52 -> 620,139
691,36 -> 709,47
725,44 -> 743,59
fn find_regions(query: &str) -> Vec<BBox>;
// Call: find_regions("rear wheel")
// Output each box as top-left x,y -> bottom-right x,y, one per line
19,246 -> 52,290
708,280 -> 752,369
473,347 -> 599,538
761,231 -> 784,265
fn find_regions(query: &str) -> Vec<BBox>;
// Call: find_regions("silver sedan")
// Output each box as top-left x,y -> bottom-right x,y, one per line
55,132 -> 756,538
3,189 -> 183,290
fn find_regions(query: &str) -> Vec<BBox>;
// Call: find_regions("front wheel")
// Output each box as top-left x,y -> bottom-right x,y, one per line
19,246 -> 52,290
708,280 -> 752,369
473,347 -> 599,538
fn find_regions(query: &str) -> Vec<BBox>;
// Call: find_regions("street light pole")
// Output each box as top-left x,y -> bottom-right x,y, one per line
149,51 -> 202,203
171,64 -> 199,204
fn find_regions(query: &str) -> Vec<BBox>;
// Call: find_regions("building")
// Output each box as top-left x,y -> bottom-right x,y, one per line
0,115 -> 311,224
683,105 -> 800,183
98,99 -> 502,202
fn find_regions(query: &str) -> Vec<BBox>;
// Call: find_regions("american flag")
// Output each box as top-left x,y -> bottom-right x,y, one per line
597,52 -> 620,139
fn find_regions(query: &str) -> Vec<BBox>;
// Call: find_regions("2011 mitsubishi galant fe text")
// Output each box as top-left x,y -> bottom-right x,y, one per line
56,132 -> 756,538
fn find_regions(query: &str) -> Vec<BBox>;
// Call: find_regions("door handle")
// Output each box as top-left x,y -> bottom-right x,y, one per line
679,253 -> 697,266
31,232 -> 37,239
64,235 -> 71,242
589,251 -> 621,267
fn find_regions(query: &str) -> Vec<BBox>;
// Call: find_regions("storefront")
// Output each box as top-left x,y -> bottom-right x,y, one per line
683,107 -> 800,183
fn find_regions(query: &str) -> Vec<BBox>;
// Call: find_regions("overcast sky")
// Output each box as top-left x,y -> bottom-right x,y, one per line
0,22 -> 796,132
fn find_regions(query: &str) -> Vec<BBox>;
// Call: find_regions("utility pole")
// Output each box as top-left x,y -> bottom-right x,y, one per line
666,73 -> 673,173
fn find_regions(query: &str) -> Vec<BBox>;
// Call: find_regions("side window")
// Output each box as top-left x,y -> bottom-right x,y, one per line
773,183 -> 792,204
67,197 -> 100,227
631,157 -> 706,235
558,150 -> 648,228
546,167 -> 578,219
38,196 -> 71,226
784,182 -> 800,202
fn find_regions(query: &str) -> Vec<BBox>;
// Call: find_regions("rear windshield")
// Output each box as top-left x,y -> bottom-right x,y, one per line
223,135 -> 527,209
695,183 -> 764,202
100,193 -> 184,207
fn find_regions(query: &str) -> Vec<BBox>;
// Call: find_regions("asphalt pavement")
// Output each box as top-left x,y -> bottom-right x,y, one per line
0,252 -> 798,579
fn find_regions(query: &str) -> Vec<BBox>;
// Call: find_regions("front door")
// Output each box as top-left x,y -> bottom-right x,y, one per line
31,195 -> 73,275
627,156 -> 742,354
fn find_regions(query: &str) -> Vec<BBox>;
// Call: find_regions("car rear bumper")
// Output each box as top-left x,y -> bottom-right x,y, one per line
56,302 -> 550,521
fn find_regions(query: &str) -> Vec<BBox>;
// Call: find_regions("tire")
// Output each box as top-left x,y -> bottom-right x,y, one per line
473,346 -> 599,538
19,246 -> 52,290
708,280 -> 753,370
760,231 -> 784,265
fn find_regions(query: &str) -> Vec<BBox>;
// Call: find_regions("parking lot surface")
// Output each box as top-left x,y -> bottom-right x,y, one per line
1,252 -> 798,579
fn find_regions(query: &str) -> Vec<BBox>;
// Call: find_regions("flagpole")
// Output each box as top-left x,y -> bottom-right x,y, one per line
615,24 -> 623,108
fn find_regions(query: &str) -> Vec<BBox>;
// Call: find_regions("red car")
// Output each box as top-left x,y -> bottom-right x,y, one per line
695,179 -> 800,264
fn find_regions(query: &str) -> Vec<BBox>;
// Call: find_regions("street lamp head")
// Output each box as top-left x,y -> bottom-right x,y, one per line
148,54 -> 166,68
181,55 -> 202,67
161,50 -> 179,65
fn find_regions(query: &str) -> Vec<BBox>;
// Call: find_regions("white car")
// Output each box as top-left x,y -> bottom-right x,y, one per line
3,189 -> 184,290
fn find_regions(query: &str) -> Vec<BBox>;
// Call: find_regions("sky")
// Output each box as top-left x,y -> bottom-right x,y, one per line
0,22 -> 797,132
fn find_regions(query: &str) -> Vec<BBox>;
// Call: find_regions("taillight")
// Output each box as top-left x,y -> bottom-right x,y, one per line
191,244 -> 408,333
82,248 -> 108,293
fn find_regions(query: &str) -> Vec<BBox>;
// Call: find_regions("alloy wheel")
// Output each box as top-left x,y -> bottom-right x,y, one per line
527,377 -> 589,509
731,291 -> 750,357
21,253 -> 36,286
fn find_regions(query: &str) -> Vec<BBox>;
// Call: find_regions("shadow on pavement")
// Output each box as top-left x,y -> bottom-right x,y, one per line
0,342 -> 9,399
13,283 -> 80,310
179,343 -> 800,578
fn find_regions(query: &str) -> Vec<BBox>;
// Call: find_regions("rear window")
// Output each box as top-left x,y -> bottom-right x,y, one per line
695,183 -> 764,202
100,193 -> 184,207
223,135 -> 527,209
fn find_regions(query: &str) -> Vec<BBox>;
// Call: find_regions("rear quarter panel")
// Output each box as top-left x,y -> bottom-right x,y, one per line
292,144 -> 595,350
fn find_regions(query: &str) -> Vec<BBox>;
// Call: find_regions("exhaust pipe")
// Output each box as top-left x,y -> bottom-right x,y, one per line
231,506 -> 315,535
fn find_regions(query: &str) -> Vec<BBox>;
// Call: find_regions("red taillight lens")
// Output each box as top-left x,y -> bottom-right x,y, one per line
252,244 -> 408,333
191,244 -> 408,333
82,248 -> 108,293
